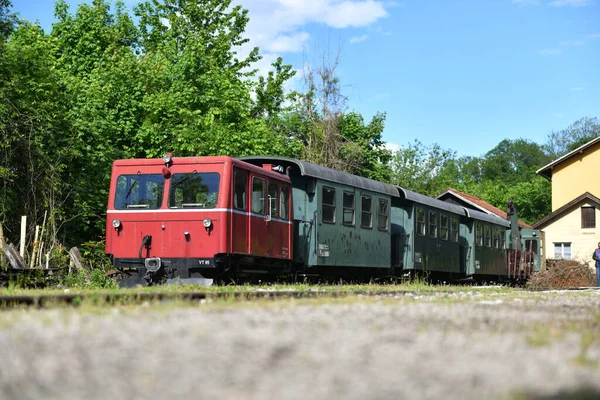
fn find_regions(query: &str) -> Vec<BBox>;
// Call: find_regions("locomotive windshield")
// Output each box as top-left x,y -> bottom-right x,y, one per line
114,173 -> 164,210
169,172 -> 220,209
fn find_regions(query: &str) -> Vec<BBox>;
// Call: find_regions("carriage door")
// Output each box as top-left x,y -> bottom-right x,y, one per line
249,176 -> 269,256
231,169 -> 249,254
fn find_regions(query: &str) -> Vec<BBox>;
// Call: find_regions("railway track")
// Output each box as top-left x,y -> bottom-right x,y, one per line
0,287 -> 598,309
0,289 -> 424,309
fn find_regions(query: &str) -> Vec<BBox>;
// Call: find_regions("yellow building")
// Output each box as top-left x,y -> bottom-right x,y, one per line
534,137 -> 600,267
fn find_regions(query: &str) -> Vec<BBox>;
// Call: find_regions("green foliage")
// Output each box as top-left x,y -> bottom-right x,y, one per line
545,117 -> 600,159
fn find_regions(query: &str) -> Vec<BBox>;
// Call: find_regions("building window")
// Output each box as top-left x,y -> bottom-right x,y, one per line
361,196 -> 372,228
476,224 -> 483,246
554,242 -> 571,259
343,192 -> 355,226
429,211 -> 437,238
416,208 -> 425,235
377,199 -> 389,231
450,217 -> 459,242
581,207 -> 595,229
322,187 -> 336,223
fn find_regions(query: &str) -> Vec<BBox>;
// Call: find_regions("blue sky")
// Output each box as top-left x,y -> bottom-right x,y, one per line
10,0 -> 600,157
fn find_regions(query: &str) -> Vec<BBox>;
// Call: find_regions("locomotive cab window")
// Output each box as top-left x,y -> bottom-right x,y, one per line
361,195 -> 372,228
169,172 -> 220,209
115,173 -> 164,210
450,217 -> 458,242
440,214 -> 448,240
280,186 -> 289,219
476,224 -> 483,246
429,211 -> 437,238
416,208 -> 426,236
234,170 -> 247,210
251,177 -> 266,214
322,187 -> 336,223
268,182 -> 279,218
377,199 -> 389,231
343,191 -> 355,226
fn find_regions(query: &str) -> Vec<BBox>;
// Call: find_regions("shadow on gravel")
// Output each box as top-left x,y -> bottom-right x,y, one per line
518,388 -> 600,400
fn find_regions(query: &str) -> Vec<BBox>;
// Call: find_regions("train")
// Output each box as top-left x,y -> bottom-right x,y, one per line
105,154 -> 541,286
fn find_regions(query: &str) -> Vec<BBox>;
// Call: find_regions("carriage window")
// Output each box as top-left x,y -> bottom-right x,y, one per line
429,211 -> 437,238
440,214 -> 448,240
322,187 -> 336,223
501,232 -> 506,249
451,217 -> 458,242
268,182 -> 278,218
417,208 -> 426,235
493,227 -> 500,248
115,173 -> 164,210
251,177 -> 266,214
378,199 -> 389,231
280,186 -> 289,219
361,195 -> 372,228
168,172 -> 220,209
476,224 -> 483,246
484,225 -> 491,247
234,171 -> 247,210
343,192 -> 355,226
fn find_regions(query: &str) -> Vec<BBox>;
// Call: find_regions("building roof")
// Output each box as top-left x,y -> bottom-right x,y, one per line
532,192 -> 600,229
239,156 -> 399,197
437,188 -> 533,229
536,136 -> 600,180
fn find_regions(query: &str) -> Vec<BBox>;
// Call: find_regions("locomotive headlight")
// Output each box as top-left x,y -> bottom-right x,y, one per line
162,153 -> 172,164
112,219 -> 122,229
203,218 -> 213,229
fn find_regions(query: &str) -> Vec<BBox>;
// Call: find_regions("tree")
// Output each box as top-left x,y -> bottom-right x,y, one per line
480,139 -> 550,183
545,117 -> 600,160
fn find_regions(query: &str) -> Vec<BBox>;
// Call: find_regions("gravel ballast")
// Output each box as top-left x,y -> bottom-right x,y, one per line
0,289 -> 599,400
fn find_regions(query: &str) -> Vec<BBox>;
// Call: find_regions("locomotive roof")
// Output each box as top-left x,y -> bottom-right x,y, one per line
397,188 -> 467,215
240,156 -> 399,197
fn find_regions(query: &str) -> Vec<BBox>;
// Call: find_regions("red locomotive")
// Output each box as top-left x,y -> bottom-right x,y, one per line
106,154 -> 293,286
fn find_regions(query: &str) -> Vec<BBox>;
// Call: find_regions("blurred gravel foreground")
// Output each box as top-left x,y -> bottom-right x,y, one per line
1,290 -> 600,400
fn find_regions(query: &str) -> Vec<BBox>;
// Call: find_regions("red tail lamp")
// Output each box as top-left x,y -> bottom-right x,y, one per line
162,167 -> 171,178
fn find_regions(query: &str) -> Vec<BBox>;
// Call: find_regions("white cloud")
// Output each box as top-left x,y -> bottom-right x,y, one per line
553,113 -> 564,118
571,87 -> 584,91
349,34 -> 369,43
512,0 -> 541,5
384,142 -> 401,152
369,93 -> 391,101
559,40 -> 586,46
549,0 -> 593,6
234,0 -> 389,82
538,48 -> 561,55
589,33 -> 600,39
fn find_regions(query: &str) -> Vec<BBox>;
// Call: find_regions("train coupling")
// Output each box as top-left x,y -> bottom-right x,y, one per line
144,257 -> 162,273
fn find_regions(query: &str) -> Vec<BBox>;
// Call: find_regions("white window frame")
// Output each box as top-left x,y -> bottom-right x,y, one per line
553,242 -> 571,260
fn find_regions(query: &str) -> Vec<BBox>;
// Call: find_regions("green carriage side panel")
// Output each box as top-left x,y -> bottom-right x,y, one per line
467,209 -> 510,277
520,229 -> 542,272
314,180 -> 391,268
396,189 -> 464,274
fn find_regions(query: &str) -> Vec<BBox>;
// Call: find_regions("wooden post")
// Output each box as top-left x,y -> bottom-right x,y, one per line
37,211 -> 47,268
0,222 -> 5,266
29,225 -> 40,269
4,243 -> 27,269
68,247 -> 84,271
19,215 -> 26,259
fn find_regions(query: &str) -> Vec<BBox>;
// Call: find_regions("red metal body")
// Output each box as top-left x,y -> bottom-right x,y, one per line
106,156 -> 293,280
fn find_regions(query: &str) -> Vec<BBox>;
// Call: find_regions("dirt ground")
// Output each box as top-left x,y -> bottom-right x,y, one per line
0,289 -> 599,400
